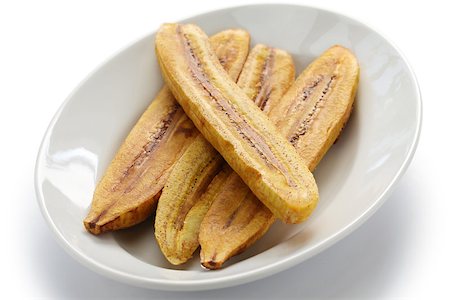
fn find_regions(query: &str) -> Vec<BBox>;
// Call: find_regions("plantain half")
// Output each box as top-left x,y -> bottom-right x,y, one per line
83,29 -> 250,234
155,44 -> 295,265
156,23 -> 319,225
200,45 -> 360,269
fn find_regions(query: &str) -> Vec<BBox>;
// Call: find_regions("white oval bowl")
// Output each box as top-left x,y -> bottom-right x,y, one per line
35,4 -> 421,291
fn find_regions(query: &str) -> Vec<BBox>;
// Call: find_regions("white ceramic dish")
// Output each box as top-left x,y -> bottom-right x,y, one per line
35,4 -> 421,291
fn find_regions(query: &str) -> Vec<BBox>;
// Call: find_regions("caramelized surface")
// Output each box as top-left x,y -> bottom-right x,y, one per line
84,29 -> 250,234
155,45 -> 294,264
156,23 -> 318,226
200,45 -> 359,269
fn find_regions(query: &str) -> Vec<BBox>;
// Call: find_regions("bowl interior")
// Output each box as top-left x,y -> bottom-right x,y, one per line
36,4 -> 420,290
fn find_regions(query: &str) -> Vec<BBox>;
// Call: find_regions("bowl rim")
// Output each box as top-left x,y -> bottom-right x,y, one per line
34,3 -> 422,291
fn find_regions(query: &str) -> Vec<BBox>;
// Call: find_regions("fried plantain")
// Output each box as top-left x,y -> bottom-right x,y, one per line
200,45 -> 359,269
155,44 -> 295,264
156,23 -> 318,225
84,29 -> 250,234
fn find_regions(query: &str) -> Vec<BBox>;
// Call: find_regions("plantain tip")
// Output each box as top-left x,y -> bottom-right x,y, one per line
201,260 -> 223,270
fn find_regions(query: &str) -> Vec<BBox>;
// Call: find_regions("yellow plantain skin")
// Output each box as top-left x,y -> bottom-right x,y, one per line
156,23 -> 319,225
83,29 -> 250,234
155,45 -> 295,265
200,45 -> 360,269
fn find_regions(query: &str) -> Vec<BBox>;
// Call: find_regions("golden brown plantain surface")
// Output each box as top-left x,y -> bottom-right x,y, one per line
155,45 -> 295,265
200,45 -> 360,269
83,29 -> 250,234
156,23 -> 318,225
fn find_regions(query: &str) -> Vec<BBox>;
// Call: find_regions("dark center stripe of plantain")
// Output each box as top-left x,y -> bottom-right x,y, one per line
177,26 -> 296,187
223,202 -> 242,229
88,105 -> 181,227
239,195 -> 269,228
87,209 -> 108,228
223,193 -> 265,230
290,75 -> 336,144
288,76 -> 324,114
253,48 -> 275,111
222,187 -> 251,229
112,104 -> 181,193
89,189 -> 162,230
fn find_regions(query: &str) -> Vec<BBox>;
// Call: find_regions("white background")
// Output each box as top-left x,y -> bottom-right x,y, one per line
0,0 -> 448,298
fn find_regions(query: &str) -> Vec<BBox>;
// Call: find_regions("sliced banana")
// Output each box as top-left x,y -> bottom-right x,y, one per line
156,23 -> 319,225
155,44 -> 295,264
200,45 -> 359,269
84,29 -> 250,234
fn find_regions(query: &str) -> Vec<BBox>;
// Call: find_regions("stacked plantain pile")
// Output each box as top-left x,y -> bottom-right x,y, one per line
84,23 -> 359,269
